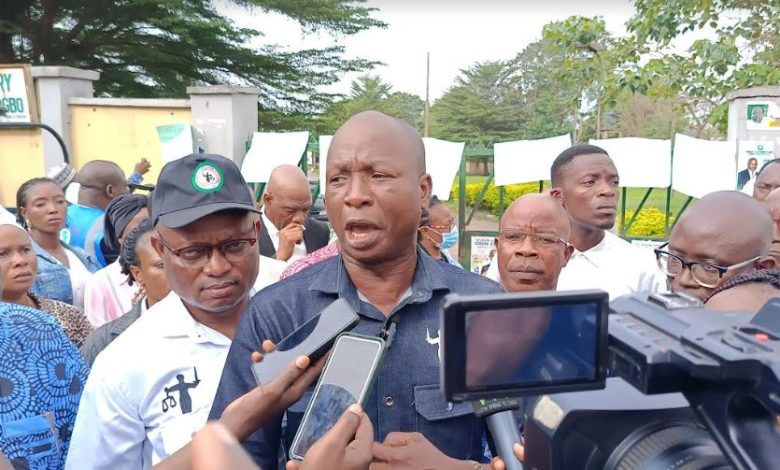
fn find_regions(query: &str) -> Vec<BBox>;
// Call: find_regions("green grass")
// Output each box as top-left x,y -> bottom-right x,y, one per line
456,174 -> 692,215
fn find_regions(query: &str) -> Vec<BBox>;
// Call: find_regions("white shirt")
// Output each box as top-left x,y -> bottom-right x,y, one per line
0,206 -> 15,224
254,255 -> 288,291
64,247 -> 91,310
556,231 -> 667,300
66,292 -> 232,469
262,211 -> 307,263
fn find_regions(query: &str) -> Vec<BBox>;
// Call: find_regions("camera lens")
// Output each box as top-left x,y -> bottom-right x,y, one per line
605,423 -> 729,470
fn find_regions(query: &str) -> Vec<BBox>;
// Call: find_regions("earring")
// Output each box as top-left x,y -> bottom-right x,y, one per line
25,219 -> 31,229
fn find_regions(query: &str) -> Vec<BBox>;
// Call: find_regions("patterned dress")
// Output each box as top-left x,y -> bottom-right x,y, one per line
27,292 -> 93,347
0,302 -> 89,469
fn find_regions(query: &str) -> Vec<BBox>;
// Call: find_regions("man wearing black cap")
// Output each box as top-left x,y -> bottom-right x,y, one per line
66,154 -> 261,469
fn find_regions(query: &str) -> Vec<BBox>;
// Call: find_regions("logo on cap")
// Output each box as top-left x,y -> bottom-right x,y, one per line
191,162 -> 224,193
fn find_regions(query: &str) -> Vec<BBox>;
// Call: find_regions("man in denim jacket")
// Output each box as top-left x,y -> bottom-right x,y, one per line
209,111 -> 503,469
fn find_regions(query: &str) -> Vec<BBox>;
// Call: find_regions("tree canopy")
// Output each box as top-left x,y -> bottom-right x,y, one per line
0,0 -> 384,114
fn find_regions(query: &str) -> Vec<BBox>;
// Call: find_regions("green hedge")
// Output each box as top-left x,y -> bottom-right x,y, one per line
451,183 -> 673,238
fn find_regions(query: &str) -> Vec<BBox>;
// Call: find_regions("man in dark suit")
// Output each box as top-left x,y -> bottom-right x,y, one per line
738,157 -> 758,190
260,165 -> 330,262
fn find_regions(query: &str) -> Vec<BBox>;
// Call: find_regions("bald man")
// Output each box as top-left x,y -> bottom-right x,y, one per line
210,111 -> 502,469
753,159 -> 780,202
658,191 -> 776,301
496,194 -> 574,292
762,187 -> 780,264
65,160 -> 130,266
260,164 -> 330,262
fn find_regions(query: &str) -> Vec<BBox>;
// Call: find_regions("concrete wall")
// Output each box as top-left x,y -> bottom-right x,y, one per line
69,98 -> 191,186
0,129 -> 45,206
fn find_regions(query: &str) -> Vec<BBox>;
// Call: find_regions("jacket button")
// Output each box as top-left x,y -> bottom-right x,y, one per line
384,396 -> 394,407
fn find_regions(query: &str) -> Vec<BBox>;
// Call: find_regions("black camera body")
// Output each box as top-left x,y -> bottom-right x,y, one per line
525,292 -> 780,470
440,291 -> 780,470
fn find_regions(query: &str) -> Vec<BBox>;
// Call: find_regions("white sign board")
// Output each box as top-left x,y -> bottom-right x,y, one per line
318,135 -> 333,195
241,131 -> 310,183
0,64 -> 37,123
423,137 -> 464,201
494,134 -> 572,186
157,124 -> 195,164
672,133 -> 736,199
589,138 -> 672,188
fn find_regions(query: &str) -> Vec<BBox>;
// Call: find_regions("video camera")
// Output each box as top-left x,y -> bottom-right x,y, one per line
440,290 -> 780,470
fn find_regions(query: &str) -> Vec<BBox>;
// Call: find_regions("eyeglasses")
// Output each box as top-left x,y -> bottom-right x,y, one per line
157,228 -> 258,269
498,229 -> 570,248
654,243 -> 759,289
428,224 -> 454,232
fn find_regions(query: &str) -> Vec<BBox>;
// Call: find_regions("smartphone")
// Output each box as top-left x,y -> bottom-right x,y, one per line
252,298 -> 359,385
289,333 -> 386,461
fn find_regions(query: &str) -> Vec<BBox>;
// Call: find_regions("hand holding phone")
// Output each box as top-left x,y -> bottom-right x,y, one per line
286,405 -> 374,470
252,298 -> 359,385
289,333 -> 386,461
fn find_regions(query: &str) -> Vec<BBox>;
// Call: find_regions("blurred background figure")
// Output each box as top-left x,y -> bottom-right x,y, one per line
417,196 -> 461,266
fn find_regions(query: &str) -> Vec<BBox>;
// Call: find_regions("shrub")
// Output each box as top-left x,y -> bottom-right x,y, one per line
451,182 -> 540,214
617,207 -> 675,238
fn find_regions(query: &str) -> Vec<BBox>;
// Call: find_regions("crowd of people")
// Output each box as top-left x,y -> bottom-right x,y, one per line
1,109 -> 779,469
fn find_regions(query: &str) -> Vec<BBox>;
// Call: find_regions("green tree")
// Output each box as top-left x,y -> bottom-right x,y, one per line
429,61 -> 527,143
0,0 -> 384,114
318,75 -> 424,134
626,0 -> 780,135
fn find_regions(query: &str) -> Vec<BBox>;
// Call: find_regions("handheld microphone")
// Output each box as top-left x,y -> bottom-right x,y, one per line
472,397 -> 523,470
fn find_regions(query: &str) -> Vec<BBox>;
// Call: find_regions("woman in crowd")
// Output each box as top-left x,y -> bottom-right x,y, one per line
418,196 -> 462,266
16,177 -> 99,308
83,193 -> 149,327
0,222 -> 93,346
81,220 -> 170,366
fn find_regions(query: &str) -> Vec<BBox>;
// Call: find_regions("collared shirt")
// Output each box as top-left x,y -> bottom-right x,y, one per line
261,211 -> 307,263
84,260 -> 138,328
254,255 -> 288,291
556,231 -> 666,299
209,249 -> 504,470
66,292 -> 232,469
80,300 -> 145,367
0,302 -> 89,469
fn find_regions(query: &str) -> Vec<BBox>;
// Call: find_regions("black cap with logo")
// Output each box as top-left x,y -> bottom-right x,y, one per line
151,153 -> 259,228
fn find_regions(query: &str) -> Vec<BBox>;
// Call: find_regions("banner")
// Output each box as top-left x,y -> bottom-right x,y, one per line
241,131 -> 310,183
672,134 -> 736,199
157,124 -> 195,164
589,138 -> 672,188
423,137 -> 464,201
494,134 -> 572,186
0,64 -> 37,123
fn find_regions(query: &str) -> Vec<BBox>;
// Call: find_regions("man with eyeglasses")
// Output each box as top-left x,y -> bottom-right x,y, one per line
656,191 -> 776,302
495,194 -> 574,293
66,154 -> 263,468
753,158 -> 780,202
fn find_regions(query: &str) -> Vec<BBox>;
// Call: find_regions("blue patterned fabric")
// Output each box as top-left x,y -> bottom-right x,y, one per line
0,302 -> 89,469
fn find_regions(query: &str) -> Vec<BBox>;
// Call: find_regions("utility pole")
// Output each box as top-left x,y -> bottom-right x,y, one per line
424,52 -> 430,137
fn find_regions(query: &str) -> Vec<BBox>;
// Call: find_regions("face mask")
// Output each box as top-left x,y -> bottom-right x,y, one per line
440,227 -> 459,249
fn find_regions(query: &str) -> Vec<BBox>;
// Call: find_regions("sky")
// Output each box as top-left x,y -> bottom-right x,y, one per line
219,1 -> 693,102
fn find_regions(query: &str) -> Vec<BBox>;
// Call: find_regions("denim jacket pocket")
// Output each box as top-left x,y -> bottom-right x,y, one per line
0,412 -> 60,468
413,383 -> 480,460
32,269 -> 72,305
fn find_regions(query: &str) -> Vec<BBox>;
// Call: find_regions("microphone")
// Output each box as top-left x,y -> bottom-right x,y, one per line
472,397 -> 523,470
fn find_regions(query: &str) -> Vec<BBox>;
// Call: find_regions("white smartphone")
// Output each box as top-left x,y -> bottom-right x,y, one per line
288,333 -> 386,461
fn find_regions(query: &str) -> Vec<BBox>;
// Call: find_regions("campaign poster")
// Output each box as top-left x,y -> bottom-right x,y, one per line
470,235 -> 496,274
746,102 -> 780,131
0,64 -> 37,122
737,140 -> 775,172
